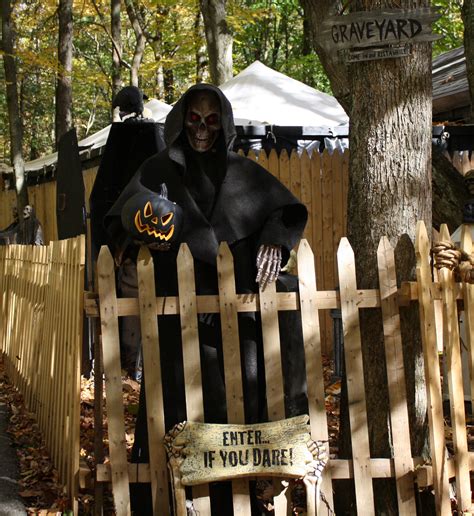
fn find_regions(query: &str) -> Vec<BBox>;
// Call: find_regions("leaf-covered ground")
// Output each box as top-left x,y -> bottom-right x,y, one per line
0,354 -> 340,514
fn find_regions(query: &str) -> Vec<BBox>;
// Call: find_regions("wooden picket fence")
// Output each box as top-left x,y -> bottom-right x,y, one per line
88,221 -> 474,515
0,148 -> 349,354
0,236 -> 85,511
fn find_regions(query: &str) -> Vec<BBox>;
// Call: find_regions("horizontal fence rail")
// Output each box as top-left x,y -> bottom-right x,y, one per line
92,223 -> 474,515
0,236 -> 85,510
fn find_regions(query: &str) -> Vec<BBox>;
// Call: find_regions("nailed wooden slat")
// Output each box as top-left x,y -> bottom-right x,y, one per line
136,247 -> 170,515
341,149 -> 349,236
176,244 -> 211,513
376,237 -> 416,515
268,148 -> 280,180
247,149 -> 258,162
216,242 -> 251,515
297,239 -> 334,514
97,245 -> 131,516
257,149 -> 269,171
415,221 -> 451,514
321,150 -> 335,353
290,149 -> 301,200
331,151 -> 344,284
300,150 -> 313,248
336,238 -> 375,515
279,149 -> 290,190
438,225 -> 471,511
259,277 -> 289,516
460,226 -> 474,411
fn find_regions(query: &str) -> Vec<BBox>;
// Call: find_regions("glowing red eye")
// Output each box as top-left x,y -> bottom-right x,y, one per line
206,114 -> 218,125
189,112 -> 200,122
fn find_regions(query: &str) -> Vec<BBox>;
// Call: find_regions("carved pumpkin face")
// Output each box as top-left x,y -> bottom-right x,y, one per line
121,189 -> 183,245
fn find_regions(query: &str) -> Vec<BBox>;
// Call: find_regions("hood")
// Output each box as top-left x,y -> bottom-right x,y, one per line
164,83 -> 237,160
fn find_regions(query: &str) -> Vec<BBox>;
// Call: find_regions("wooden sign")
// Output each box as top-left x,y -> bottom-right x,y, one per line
345,44 -> 411,63
321,8 -> 441,51
164,415 -> 327,486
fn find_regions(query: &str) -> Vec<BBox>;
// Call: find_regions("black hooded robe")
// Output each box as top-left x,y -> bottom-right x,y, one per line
105,84 -> 308,514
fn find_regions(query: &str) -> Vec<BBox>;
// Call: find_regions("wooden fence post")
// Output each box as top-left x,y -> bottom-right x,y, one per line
297,239 -> 334,514
376,236 -> 416,514
97,246 -> 131,516
337,238 -> 375,515
415,221 -> 451,515
136,247 -> 170,515
438,225 -> 471,511
176,243 -> 211,513
217,242 -> 252,515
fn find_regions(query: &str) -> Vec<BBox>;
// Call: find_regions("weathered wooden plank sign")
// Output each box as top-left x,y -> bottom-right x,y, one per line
320,8 -> 441,62
164,415 -> 327,486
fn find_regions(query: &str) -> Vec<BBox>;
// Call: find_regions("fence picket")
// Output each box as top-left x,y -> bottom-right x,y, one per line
97,245 -> 131,516
300,150 -> 312,248
438,225 -> 471,511
290,149 -> 301,201
337,238 -> 375,515
279,149 -> 290,190
376,237 -> 416,514
259,278 -> 290,515
297,239 -> 334,514
415,221 -> 451,515
217,242 -> 251,515
460,226 -> 474,410
136,247 -> 170,515
268,149 -> 279,180
176,244 -> 211,513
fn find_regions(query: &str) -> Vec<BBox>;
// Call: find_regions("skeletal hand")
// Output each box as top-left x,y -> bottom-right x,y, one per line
256,244 -> 282,291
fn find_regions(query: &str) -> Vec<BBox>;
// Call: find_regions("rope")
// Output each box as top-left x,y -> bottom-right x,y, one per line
432,240 -> 474,283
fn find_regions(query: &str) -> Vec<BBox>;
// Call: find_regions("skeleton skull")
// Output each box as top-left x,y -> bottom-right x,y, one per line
23,205 -> 33,220
185,91 -> 222,152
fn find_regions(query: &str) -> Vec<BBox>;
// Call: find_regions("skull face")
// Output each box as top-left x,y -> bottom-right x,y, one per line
23,205 -> 33,220
185,91 -> 222,152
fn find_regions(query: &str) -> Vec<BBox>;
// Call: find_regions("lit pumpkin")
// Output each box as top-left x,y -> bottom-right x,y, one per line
121,185 -> 183,245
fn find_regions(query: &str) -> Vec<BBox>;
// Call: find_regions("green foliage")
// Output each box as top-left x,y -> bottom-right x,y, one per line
0,0 -> 467,164
433,0 -> 464,55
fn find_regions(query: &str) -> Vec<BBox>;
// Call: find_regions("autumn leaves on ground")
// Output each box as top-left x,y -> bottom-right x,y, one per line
0,354 -> 339,514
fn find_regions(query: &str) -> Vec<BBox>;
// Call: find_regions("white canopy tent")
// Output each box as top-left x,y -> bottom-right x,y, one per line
219,60 -> 348,130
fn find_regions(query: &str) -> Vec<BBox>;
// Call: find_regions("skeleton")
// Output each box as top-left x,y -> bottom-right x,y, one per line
182,91 -> 283,289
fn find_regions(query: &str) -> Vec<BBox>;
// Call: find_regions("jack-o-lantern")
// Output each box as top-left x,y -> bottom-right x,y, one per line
121,184 -> 183,245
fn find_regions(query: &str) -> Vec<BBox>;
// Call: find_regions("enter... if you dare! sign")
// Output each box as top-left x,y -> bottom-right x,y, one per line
164,415 -> 326,485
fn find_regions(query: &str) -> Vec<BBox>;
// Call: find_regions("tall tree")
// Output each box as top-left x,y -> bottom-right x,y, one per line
111,0 -> 122,98
2,0 -> 28,212
55,0 -> 74,147
124,0 -> 145,87
200,0 -> 233,85
462,0 -> 474,121
301,0 -> 433,512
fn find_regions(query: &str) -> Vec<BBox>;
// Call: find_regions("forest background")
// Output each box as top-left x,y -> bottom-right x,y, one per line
0,0 -> 465,166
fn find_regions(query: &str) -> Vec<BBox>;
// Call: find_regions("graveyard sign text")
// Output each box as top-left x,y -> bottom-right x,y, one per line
164,415 -> 328,486
320,8 -> 441,59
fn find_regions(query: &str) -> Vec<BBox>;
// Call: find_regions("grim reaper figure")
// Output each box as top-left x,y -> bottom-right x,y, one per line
105,84 -> 308,514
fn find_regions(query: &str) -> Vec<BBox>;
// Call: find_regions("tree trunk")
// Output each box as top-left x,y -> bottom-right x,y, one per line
124,0 -> 145,87
111,0 -> 122,98
346,1 -> 433,512
200,0 -> 233,85
194,9 -> 207,83
2,0 -> 28,212
462,0 -> 474,122
302,0 -> 433,512
55,0 -> 73,148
